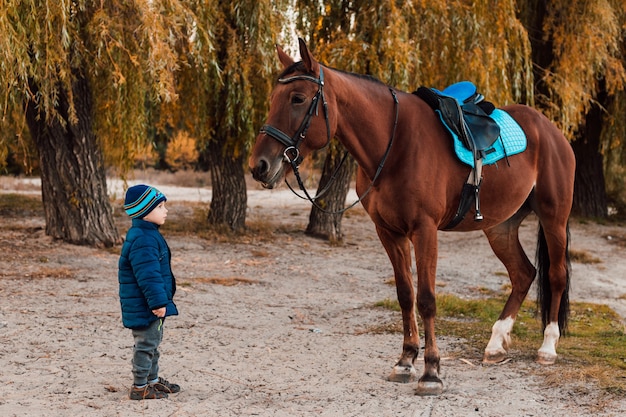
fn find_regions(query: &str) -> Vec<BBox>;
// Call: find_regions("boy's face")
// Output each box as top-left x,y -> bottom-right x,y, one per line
143,201 -> 168,225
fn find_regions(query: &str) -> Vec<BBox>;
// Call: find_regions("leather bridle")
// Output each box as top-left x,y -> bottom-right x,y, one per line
258,66 -> 399,214
259,67 -> 331,167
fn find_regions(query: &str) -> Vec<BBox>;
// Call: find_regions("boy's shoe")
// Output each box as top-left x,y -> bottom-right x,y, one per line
129,384 -> 168,400
151,377 -> 181,394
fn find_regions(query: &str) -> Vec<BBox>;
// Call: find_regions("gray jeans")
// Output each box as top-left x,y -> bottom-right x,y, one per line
131,318 -> 164,386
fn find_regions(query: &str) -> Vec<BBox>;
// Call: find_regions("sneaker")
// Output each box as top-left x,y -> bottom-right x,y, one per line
129,384 -> 168,400
151,377 -> 181,394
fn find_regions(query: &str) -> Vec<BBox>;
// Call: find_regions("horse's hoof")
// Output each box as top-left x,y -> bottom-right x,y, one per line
388,365 -> 417,383
536,351 -> 557,365
483,350 -> 508,364
416,379 -> 444,396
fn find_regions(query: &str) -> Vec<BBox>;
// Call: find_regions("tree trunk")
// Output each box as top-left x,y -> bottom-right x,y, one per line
305,147 -> 356,242
203,138 -> 247,232
517,0 -> 552,104
25,72 -> 120,248
571,95 -> 609,218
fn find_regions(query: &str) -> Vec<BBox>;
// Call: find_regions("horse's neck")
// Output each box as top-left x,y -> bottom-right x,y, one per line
332,73 -> 398,180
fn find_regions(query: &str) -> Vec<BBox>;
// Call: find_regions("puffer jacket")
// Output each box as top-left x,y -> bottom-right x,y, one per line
118,219 -> 178,329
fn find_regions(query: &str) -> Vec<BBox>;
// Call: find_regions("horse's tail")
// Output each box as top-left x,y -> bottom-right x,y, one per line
536,222 -> 571,333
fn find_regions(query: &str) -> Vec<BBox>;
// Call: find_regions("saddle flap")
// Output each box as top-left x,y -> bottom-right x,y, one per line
462,102 -> 501,151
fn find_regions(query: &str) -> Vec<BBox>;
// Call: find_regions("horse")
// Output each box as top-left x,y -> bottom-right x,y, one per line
248,38 -> 575,396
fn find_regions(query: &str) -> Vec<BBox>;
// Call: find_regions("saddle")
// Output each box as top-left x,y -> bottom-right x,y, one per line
415,81 -> 500,158
414,81 -> 502,229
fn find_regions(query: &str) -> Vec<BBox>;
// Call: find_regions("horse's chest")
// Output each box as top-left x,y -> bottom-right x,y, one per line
361,190 -> 413,232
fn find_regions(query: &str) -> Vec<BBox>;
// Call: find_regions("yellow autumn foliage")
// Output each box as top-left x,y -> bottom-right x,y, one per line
165,130 -> 199,171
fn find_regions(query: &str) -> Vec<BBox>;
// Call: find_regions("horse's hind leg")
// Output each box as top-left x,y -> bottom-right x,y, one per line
534,219 -> 571,365
482,208 -> 535,363
375,226 -> 420,384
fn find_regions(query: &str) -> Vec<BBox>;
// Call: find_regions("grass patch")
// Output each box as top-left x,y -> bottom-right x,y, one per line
0,266 -> 76,280
373,294 -> 626,393
159,201 -> 287,244
0,193 -> 43,216
375,298 -> 401,311
570,249 -> 602,264
180,276 -> 259,286
164,204 -> 213,235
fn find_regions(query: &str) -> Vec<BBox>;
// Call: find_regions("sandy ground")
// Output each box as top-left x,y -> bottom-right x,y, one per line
1,175 -> 625,417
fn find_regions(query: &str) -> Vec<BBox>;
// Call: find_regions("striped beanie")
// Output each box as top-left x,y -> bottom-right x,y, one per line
123,185 -> 167,219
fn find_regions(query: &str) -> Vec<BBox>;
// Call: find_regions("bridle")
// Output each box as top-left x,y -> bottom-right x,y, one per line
259,67 -> 331,167
259,66 -> 399,214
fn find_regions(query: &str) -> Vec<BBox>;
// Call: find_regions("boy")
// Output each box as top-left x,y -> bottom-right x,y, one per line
118,184 -> 180,400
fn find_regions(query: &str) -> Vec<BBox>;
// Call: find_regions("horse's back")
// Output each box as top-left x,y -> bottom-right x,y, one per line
502,104 -> 573,161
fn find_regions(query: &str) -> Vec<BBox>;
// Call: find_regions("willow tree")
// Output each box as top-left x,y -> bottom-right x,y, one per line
0,1 -> 193,247
162,0 -> 286,232
517,0 -> 626,218
295,0 -> 532,240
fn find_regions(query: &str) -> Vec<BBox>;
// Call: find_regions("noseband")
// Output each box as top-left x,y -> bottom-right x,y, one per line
259,67 -> 331,166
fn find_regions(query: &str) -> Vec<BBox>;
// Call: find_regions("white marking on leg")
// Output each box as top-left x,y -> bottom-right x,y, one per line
537,322 -> 560,364
484,317 -> 515,359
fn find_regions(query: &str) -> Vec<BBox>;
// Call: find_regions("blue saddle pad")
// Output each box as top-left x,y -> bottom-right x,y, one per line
447,109 -> 527,167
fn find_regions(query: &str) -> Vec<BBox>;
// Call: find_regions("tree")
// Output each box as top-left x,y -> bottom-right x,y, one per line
165,0 -> 287,232
24,68 -> 118,246
0,1 -> 194,246
304,144 -> 356,242
517,0 -> 626,218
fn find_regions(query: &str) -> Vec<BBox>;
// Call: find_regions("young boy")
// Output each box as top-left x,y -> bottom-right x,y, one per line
118,184 -> 180,400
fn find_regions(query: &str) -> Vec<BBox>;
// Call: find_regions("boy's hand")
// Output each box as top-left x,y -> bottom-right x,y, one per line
152,307 -> 166,317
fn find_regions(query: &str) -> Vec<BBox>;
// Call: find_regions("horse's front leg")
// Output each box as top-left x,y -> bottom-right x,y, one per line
412,226 -> 443,395
375,226 -> 419,384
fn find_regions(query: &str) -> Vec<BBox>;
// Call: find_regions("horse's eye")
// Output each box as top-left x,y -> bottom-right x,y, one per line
291,94 -> 306,105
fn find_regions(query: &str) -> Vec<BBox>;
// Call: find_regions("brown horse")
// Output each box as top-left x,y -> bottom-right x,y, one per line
249,39 -> 575,396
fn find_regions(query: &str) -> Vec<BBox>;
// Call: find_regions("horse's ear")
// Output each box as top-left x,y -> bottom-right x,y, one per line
277,44 -> 294,68
298,37 -> 319,74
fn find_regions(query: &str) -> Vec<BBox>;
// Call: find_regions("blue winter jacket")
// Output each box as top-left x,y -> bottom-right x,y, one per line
118,219 -> 178,329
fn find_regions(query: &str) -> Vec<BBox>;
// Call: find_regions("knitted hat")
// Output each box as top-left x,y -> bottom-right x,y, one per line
123,185 -> 167,219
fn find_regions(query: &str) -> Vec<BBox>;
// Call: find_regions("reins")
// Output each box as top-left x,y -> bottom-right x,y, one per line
260,66 -> 399,214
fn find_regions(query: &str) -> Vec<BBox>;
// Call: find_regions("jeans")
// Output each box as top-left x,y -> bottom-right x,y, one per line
131,318 -> 164,386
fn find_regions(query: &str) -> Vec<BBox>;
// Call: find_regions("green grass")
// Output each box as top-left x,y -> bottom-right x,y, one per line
374,293 -> 626,393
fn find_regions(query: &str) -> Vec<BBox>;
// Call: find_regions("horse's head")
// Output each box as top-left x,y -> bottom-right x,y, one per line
249,38 -> 334,188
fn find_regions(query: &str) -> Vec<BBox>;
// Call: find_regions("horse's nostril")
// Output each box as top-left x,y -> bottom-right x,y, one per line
251,158 -> 269,180
259,159 -> 268,174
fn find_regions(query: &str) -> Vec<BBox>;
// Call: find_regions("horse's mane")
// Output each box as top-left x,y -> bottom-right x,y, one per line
334,67 -> 387,86
278,61 -> 387,87
277,62 -> 305,79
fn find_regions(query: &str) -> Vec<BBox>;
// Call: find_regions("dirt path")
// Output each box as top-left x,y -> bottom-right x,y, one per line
1,178 -> 625,416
